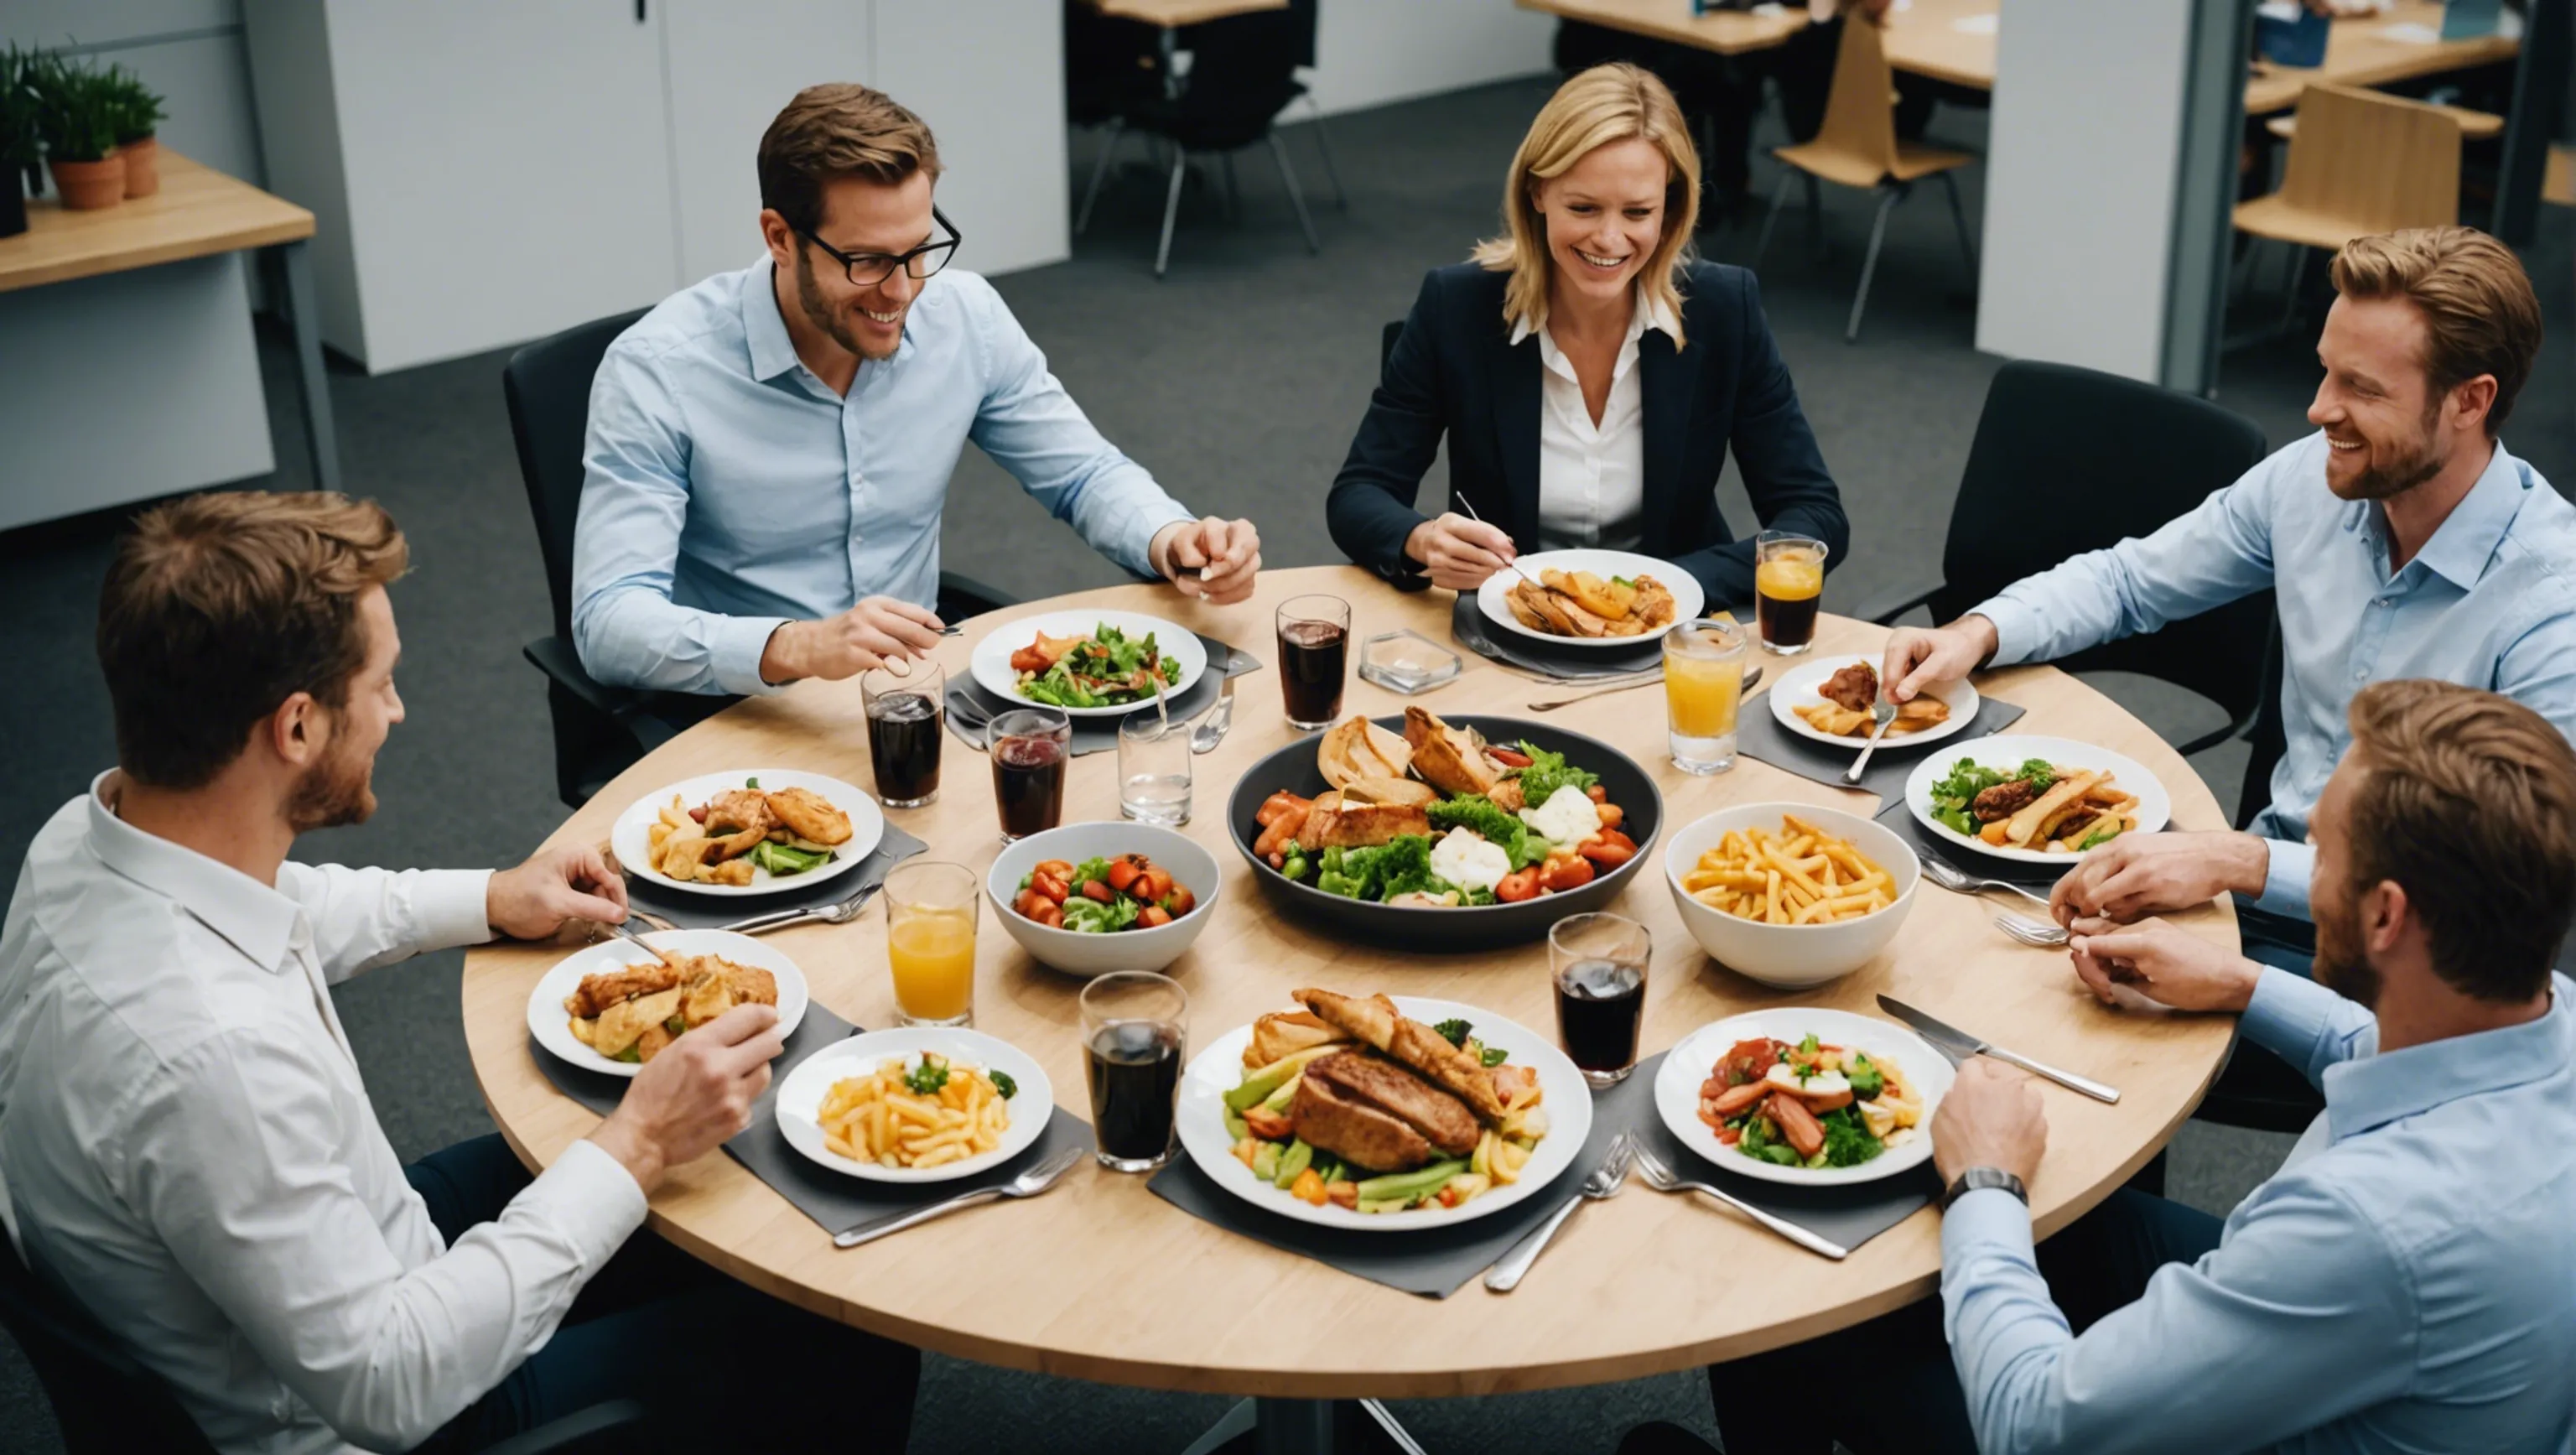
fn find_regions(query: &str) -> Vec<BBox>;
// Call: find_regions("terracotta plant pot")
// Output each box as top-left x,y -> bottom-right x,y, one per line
119,135 -> 158,198
49,153 -> 123,211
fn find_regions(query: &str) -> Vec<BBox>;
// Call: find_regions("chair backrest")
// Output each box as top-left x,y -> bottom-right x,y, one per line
0,1245 -> 216,1453
2277,83 -> 2464,236
1175,8 -> 1306,134
502,308 -> 652,644
1285,0 -> 1320,69
1065,0 -> 1165,127
1801,15 -> 1901,184
1930,360 -> 2277,729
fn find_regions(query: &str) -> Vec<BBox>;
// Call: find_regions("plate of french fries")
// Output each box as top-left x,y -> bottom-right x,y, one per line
1768,652 -> 1980,749
1904,735 -> 2172,866
775,1027 -> 1053,1183
1474,548 -> 1706,651
608,768 -> 884,897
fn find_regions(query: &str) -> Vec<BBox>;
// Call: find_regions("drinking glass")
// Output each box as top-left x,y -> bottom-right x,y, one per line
861,662 -> 944,808
1119,709 -> 1192,825
1275,595 -> 1352,730
1754,532 -> 1828,655
885,861 -> 979,1028
1663,617 -> 1748,775
1550,912 -> 1650,1088
986,706 -> 1070,844
1081,971 -> 1188,1172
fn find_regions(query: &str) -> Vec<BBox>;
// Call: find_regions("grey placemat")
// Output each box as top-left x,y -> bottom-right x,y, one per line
944,632 -> 1259,756
531,1003 -> 1097,1239
1146,1050 -> 1929,1297
1874,797 -> 2069,889
1451,595 -> 1664,682
1737,693 -> 2028,800
621,823 -> 927,931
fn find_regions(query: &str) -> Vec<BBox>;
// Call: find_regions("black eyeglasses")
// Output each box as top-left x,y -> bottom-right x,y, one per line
797,207 -> 961,287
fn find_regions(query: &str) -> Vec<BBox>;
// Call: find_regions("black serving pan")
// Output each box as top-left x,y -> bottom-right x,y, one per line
1225,715 -> 1665,951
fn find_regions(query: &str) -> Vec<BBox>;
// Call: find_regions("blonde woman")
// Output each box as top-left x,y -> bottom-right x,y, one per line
1327,64 -> 1846,606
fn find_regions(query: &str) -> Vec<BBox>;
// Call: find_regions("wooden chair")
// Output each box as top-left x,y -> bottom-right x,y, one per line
2234,83 -> 2468,326
1750,14 -> 1976,343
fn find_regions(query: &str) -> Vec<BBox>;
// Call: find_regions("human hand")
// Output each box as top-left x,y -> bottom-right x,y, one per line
1158,517 -> 1262,605
2049,830 -> 2269,927
1930,1058 -> 2047,1188
761,596 -> 946,685
2067,915 -> 2265,1013
487,842 -> 630,939
1403,512 -> 1519,592
587,1003 -> 784,1192
1878,616 -> 1997,704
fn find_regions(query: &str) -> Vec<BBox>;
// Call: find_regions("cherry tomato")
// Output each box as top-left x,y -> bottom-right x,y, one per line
1488,746 -> 1533,768
1494,867 -> 1542,902
1032,902 -> 1064,929
1135,866 -> 1175,902
1541,857 -> 1596,892
1578,836 -> 1635,869
1161,885 -> 1196,917
1031,870 -> 1070,903
688,806 -> 709,823
1082,878 -> 1117,903
1034,859 -> 1075,881
1136,904 -> 1174,929
1585,784 -> 1608,803
1598,829 -> 1636,852
1105,855 -> 1145,893
1595,803 -> 1625,830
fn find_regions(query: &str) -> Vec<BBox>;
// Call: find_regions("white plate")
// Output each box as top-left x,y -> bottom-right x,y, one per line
774,1026 -> 1054,1184
1903,734 -> 2173,866
969,609 -> 1209,719
1654,1008 -> 1955,1187
526,929 -> 811,1079
1474,548 -> 1707,652
610,769 -> 883,899
1176,995 -> 1594,1232
1767,652 -> 1980,749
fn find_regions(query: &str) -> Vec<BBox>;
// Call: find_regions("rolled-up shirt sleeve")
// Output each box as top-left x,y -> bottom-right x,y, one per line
121,1031 -> 646,1452
2240,962 -> 2380,1083
571,343 -> 790,697
276,863 -> 492,985
2251,837 -> 2316,920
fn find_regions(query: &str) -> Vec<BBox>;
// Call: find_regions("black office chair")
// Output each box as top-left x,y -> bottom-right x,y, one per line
505,311 -> 1017,808
1867,360 -> 2276,760
1278,0 -> 1349,210
1064,0 -> 1164,130
1075,5 -> 1322,277
0,1243 -> 641,1455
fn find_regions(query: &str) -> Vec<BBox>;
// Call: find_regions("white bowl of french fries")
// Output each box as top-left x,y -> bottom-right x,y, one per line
1664,804 -> 1919,990
774,1026 -> 1053,1183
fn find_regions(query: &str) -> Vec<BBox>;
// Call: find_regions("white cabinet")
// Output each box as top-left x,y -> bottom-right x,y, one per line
662,0 -> 875,285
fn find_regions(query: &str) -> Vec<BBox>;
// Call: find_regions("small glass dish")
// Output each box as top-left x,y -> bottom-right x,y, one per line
1358,630 -> 1462,694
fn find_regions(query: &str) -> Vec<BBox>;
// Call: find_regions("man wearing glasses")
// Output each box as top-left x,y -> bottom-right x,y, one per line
572,84 -> 1263,699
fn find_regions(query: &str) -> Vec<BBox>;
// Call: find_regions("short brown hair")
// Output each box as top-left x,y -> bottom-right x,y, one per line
2329,226 -> 2542,434
97,491 -> 408,789
757,84 -> 942,236
2343,679 -> 2576,1000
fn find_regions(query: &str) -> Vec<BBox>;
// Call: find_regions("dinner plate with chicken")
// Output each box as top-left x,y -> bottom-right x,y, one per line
968,609 -> 1209,718
609,769 -> 884,897
1176,990 -> 1592,1230
1903,735 -> 2172,866
1654,1008 -> 1954,1187
1768,653 -> 1980,749
1473,548 -> 1706,651
527,928 -> 811,1078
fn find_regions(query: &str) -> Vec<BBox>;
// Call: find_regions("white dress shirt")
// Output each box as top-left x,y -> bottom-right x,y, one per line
1511,288 -> 1680,553
0,774 -> 648,1454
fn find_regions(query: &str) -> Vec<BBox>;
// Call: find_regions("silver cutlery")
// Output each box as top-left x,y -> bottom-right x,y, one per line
938,625 -> 964,637
1192,669 -> 1239,753
1485,1133 -> 1632,1291
1919,856 -> 2054,908
833,1146 -> 1086,1248
1628,1142 -> 1848,1260
1842,701 -> 1898,785
719,883 -> 886,937
1992,912 -> 2070,947
1528,664 -> 1760,713
1877,994 -> 2122,1104
603,920 -> 676,964
947,698 -> 992,736
1453,494 -> 1546,590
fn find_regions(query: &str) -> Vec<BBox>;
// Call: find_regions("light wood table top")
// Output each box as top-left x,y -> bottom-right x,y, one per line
1880,0 -> 1999,89
462,565 -> 2237,1399
0,150 -> 313,294
1090,0 -> 1285,26
1514,0 -> 1808,58
2246,0 -> 2522,114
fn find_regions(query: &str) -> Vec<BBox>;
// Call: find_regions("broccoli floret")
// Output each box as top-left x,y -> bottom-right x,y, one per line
1514,742 -> 1599,806
1846,1052 -> 1885,1100
1820,1107 -> 1884,1167
1434,1019 -> 1472,1047
1479,1045 -> 1509,1068
2018,758 -> 2059,789
1426,794 -> 1540,868
991,1070 -> 1018,1099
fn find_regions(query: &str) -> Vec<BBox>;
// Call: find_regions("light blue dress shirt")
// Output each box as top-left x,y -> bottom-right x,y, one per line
571,260 -> 1196,696
1972,434 -> 2576,918
1943,969 -> 2576,1455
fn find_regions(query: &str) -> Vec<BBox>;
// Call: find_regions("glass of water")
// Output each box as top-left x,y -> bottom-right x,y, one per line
1118,710 -> 1192,825
1664,617 -> 1748,775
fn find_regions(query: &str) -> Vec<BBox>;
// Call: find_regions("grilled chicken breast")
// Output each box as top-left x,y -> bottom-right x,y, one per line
1291,1073 -> 1436,1173
1305,1052 -> 1478,1156
565,961 -> 681,1018
1295,988 -> 1511,1125
765,787 -> 854,845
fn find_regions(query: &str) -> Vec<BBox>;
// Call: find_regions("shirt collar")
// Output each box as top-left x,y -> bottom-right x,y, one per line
740,257 -> 805,383
81,769 -> 300,974
1509,286 -> 1681,351
2323,977 -> 2570,1142
2402,439 -> 2528,590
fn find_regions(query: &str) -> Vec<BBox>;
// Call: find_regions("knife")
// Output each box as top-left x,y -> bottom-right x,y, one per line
1876,995 -> 2122,1104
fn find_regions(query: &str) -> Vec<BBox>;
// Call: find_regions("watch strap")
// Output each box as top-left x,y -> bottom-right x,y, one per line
1941,1167 -> 2028,1211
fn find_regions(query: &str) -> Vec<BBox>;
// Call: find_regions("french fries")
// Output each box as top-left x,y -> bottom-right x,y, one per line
815,1055 -> 1011,1170
1681,816 -> 1895,925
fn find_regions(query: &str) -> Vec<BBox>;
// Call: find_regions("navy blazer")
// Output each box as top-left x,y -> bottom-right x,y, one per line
1327,260 -> 1849,606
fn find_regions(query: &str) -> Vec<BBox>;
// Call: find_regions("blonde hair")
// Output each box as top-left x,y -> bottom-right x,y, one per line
2329,226 -> 2540,434
1472,64 -> 1701,347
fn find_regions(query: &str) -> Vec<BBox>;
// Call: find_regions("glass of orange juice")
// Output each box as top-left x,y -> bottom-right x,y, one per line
1664,616 -> 1748,774
1754,532 -> 1827,655
885,861 -> 979,1027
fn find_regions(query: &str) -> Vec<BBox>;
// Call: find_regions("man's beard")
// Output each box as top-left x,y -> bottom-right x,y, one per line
2329,398 -> 2448,502
2312,889 -> 2382,1009
287,732 -> 377,832
794,246 -> 897,362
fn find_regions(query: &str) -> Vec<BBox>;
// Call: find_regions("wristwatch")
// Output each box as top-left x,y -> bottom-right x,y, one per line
1941,1167 -> 2028,1211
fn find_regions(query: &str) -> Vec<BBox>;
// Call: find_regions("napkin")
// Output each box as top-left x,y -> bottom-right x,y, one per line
621,824 -> 927,933
1451,595 -> 1664,683
1736,691 -> 2028,800
944,632 -> 1260,757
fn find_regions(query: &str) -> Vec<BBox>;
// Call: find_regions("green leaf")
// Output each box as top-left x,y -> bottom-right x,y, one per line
991,1070 -> 1018,1099
903,1055 -> 952,1096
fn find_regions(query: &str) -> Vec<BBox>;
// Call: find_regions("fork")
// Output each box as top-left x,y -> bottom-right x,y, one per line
1994,912 -> 2070,947
1191,669 -> 1238,753
720,882 -> 887,937
1484,1132 -> 1632,1291
1628,1142 -> 1850,1260
1919,856 -> 2055,908
1527,665 -> 1762,714
1842,701 -> 1898,785
833,1146 -> 1087,1248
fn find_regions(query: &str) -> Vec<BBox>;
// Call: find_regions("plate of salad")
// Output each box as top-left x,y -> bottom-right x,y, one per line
969,610 -> 1209,716
1904,735 -> 2170,866
1654,1008 -> 1955,1186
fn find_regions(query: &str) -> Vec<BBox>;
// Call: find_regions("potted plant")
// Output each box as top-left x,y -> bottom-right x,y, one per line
33,55 -> 122,211
102,65 -> 164,199
0,47 -> 40,237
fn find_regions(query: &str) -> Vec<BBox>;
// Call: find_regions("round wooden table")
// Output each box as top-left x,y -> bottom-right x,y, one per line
462,565 -> 2236,1438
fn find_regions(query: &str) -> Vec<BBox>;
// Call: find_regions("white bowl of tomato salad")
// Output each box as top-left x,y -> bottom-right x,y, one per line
987,821 -> 1223,980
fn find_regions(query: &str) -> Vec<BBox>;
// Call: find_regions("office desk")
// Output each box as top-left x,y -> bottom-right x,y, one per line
2245,2 -> 2521,112
0,151 -> 340,529
1512,0 -> 1807,58
1092,0 -> 1284,24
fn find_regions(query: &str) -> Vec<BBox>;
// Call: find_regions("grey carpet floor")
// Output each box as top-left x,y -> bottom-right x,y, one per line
2,72 -> 2568,1453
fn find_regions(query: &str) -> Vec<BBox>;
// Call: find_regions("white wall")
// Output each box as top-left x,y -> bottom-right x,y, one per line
1307,0 -> 1555,117
876,0 -> 1067,281
1973,0 -> 2195,381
